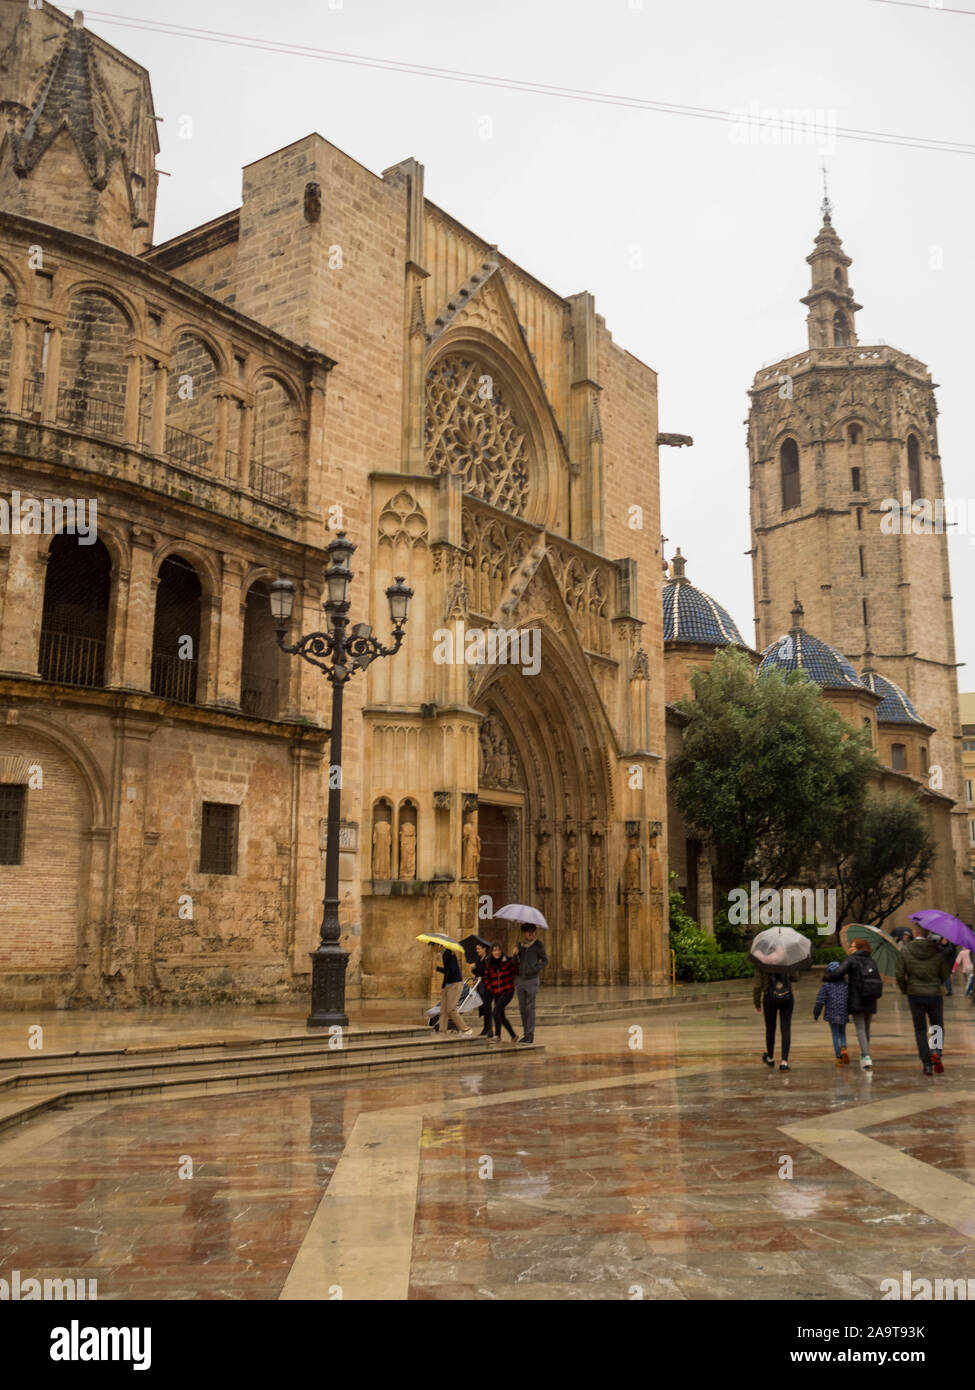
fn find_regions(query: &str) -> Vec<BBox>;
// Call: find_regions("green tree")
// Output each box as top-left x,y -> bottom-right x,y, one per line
823,790 -> 937,927
669,648 -> 876,899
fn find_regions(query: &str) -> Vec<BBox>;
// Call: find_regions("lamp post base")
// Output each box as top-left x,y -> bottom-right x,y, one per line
306,944 -> 350,1028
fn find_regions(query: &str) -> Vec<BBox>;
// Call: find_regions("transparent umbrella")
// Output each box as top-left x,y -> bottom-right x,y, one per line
748,926 -> 813,974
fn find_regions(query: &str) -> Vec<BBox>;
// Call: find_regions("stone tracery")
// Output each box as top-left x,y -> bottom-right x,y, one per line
425,354 -> 531,516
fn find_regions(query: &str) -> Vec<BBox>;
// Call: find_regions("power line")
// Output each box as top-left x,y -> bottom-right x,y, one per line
85,9 -> 975,155
869,0 -> 975,14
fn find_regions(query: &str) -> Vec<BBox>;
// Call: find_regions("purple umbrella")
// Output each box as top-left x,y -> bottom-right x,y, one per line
908,910 -> 975,953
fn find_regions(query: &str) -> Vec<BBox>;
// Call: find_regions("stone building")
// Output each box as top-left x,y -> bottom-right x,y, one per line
747,202 -> 971,922
0,3 -> 668,1008
962,691 -> 975,898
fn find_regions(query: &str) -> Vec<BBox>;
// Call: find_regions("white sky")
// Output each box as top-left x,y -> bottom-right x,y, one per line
84,0 -> 975,687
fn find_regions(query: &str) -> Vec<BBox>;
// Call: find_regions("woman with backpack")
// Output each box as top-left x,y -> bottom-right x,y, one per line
833,938 -> 883,1070
753,967 -> 799,1071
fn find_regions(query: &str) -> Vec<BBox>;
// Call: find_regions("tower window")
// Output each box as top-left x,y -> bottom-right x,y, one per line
859,546 -> 866,577
834,268 -> 843,283
920,747 -> 928,775
833,311 -> 849,346
907,434 -> 922,501
862,598 -> 869,626
780,438 -> 800,510
856,507 -> 863,530
851,467 -> 862,492
848,423 -> 862,444
891,744 -> 906,772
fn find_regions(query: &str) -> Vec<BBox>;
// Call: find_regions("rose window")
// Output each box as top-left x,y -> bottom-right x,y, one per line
424,355 -> 530,516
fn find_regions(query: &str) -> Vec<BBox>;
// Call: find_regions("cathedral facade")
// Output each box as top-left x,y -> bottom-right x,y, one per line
0,4 -> 668,1008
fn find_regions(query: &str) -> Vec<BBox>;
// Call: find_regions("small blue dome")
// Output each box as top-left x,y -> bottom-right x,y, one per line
663,550 -> 746,646
860,670 -> 927,725
759,601 -> 866,692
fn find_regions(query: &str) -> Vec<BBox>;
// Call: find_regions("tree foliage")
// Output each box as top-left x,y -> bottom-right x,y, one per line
670,649 -> 877,898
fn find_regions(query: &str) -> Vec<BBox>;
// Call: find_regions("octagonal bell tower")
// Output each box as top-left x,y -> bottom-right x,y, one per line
747,198 -> 969,916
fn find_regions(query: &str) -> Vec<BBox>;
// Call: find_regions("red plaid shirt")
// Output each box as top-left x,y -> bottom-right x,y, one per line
483,957 -> 517,996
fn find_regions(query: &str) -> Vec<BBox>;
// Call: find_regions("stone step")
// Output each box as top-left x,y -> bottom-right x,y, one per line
0,1038 -> 543,1135
0,1023 -> 428,1071
0,1031 -> 493,1090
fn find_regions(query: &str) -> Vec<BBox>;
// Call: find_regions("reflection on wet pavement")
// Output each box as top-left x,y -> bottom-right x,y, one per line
0,991 -> 972,1299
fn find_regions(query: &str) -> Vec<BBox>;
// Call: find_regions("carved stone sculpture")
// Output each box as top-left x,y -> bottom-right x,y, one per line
623,842 -> 642,892
588,835 -> 604,893
563,833 -> 579,894
535,835 -> 552,891
399,822 -> 416,879
462,817 -> 481,880
372,818 -> 391,880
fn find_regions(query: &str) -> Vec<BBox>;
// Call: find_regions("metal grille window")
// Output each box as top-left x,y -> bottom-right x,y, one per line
200,802 -> 238,875
0,785 -> 26,865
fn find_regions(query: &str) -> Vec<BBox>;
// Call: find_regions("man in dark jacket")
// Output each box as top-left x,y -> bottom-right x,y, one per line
512,925 -> 548,1045
437,945 -> 473,1037
938,937 -> 959,996
896,931 -> 951,1074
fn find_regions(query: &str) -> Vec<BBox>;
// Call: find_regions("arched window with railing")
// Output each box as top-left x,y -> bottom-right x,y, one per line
833,311 -> 849,346
39,534 -> 111,687
240,580 -> 283,718
162,334 -> 219,471
59,290 -> 131,440
780,438 -> 800,510
250,375 -> 298,504
151,556 -> 202,703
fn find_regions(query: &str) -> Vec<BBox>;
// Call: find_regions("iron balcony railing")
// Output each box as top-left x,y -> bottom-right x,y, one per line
240,674 -> 279,719
56,385 -> 125,439
151,651 -> 198,704
249,458 -> 290,505
39,629 -> 105,688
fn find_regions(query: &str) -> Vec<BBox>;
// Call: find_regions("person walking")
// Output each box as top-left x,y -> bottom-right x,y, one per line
512,924 -> 548,1045
754,967 -> 798,1071
436,944 -> 473,1037
833,938 -> 883,1071
896,929 -> 951,1075
813,960 -> 850,1066
471,941 -> 493,1037
483,942 -> 518,1040
955,947 -> 974,999
938,937 -> 959,996
890,925 -> 914,945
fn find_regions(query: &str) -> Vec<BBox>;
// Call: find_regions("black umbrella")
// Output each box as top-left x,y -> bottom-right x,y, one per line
460,933 -> 491,962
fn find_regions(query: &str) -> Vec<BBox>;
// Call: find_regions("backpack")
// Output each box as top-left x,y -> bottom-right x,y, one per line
768,972 -> 793,1001
856,956 -> 884,1000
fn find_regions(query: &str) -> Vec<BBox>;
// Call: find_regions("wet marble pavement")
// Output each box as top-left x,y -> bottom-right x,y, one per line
1,991 -> 973,1300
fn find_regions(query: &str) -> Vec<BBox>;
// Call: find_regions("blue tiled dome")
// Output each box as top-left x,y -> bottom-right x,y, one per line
663,550 -> 746,646
860,670 -> 927,725
759,601 -> 866,691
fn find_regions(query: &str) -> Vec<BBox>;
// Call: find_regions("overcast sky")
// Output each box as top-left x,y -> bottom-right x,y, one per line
84,0 -> 975,686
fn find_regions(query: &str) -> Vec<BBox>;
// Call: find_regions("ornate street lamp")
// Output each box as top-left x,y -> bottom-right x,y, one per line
271,533 -> 413,1027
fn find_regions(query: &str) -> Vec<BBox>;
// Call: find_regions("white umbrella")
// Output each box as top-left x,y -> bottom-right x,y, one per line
748,926 -> 813,974
494,903 -> 550,929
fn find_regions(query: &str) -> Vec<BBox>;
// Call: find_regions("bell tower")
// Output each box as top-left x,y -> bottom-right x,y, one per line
799,194 -> 862,348
747,202 -> 970,916
0,4 -> 159,253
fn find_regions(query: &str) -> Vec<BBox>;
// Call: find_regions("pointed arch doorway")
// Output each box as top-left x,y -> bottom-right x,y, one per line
473,626 -> 616,984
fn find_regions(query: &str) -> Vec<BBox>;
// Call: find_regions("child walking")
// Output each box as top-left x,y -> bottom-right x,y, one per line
813,960 -> 850,1067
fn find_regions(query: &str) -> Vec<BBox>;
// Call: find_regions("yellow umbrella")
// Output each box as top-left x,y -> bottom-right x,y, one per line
416,933 -> 465,955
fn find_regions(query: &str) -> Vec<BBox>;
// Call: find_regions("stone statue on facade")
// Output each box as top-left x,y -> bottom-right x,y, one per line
399,822 -> 416,879
372,818 -> 391,880
623,842 -> 642,892
588,834 -> 604,893
462,817 -> 481,880
535,834 -> 551,891
563,833 -> 579,894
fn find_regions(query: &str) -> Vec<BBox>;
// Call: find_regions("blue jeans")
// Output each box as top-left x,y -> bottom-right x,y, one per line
829,1022 -> 847,1057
